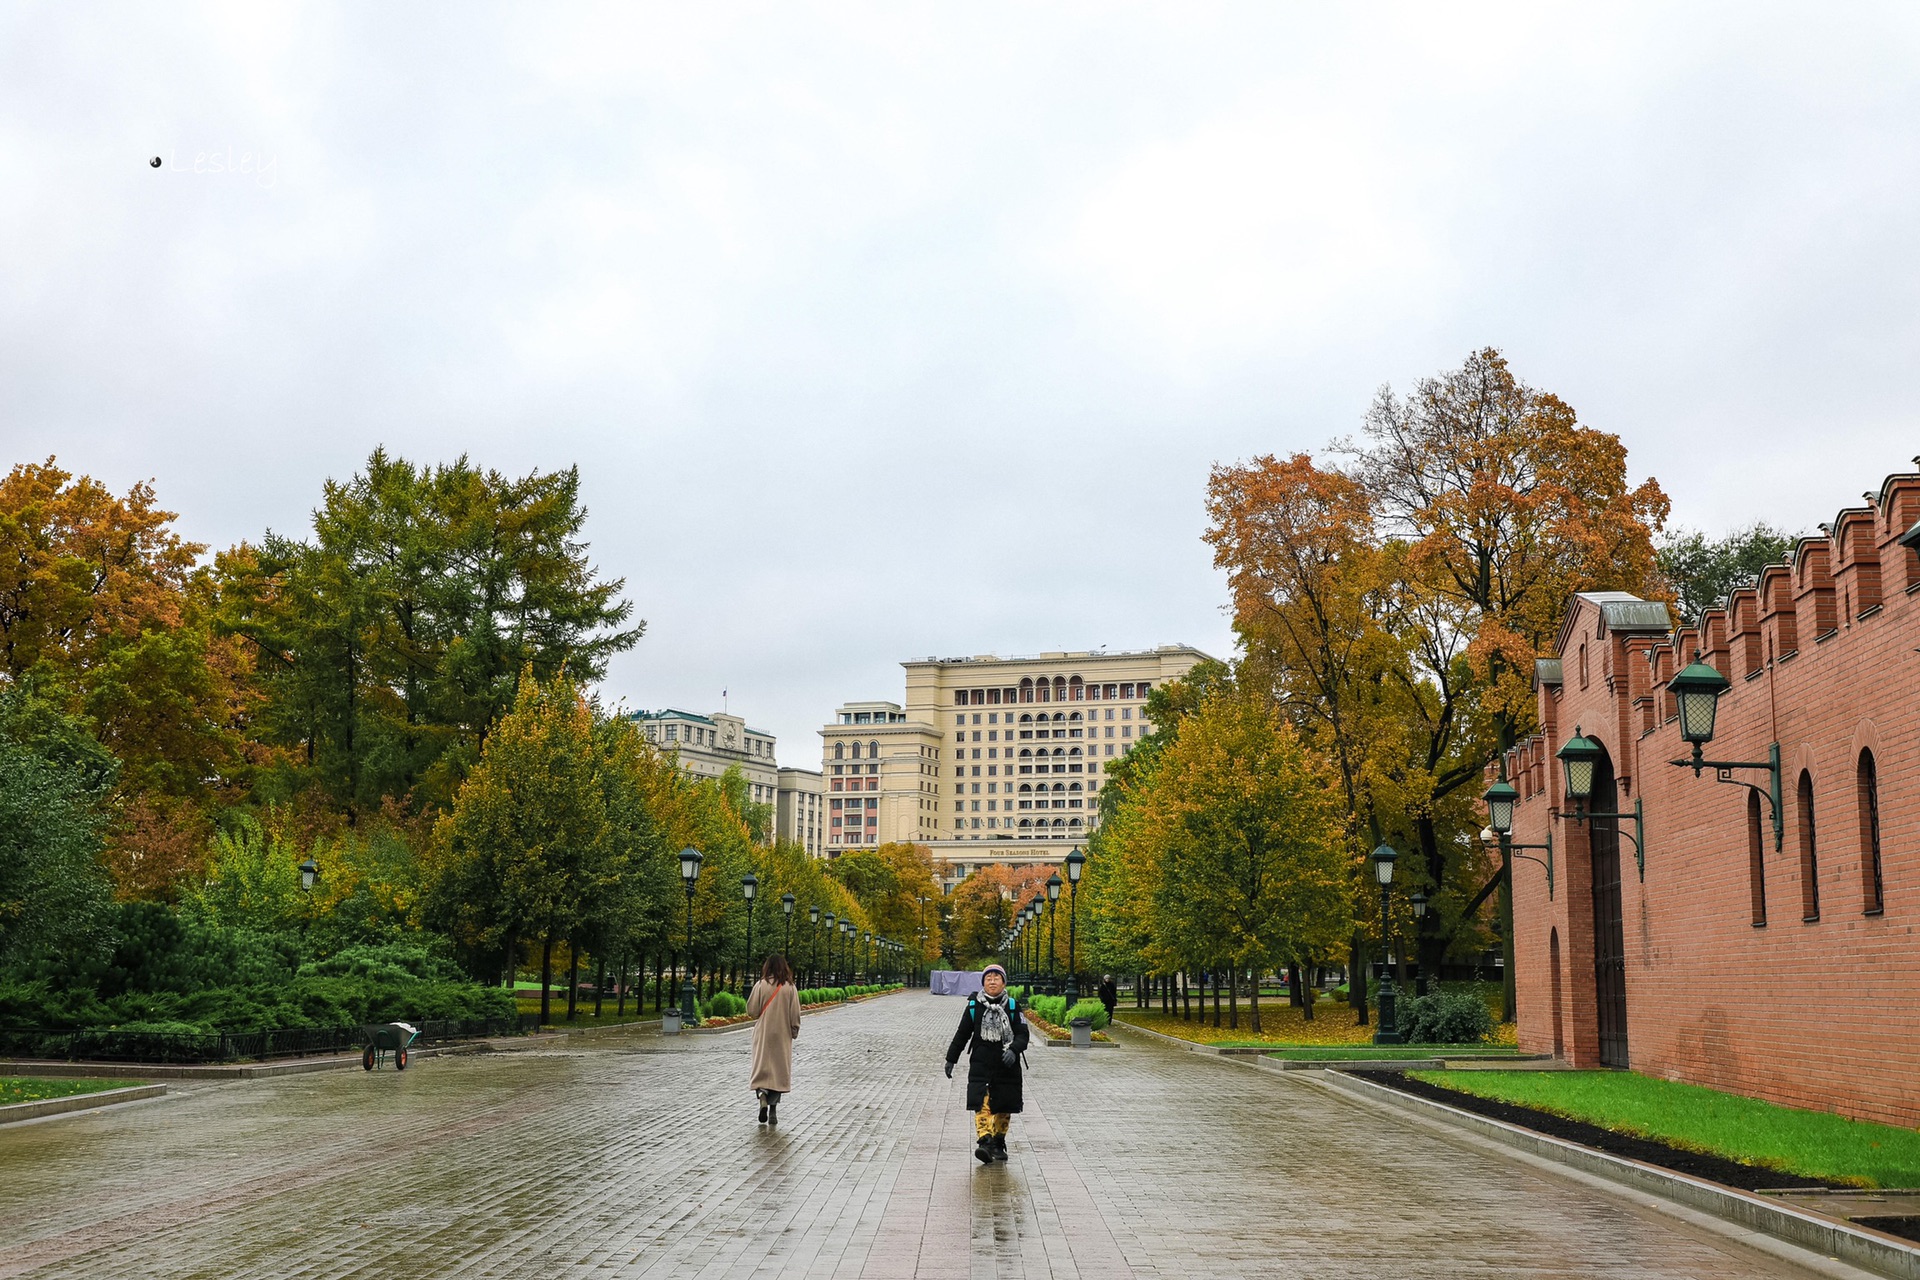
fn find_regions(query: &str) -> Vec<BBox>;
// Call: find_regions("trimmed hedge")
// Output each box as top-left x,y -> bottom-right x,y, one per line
1395,987 -> 1493,1044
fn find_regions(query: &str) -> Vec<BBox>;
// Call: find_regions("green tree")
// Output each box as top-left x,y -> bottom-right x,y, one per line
433,673 -> 612,1023
1657,524 -> 1800,626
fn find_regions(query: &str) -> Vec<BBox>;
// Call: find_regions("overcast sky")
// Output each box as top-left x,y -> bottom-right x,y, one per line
5,4 -> 1919,762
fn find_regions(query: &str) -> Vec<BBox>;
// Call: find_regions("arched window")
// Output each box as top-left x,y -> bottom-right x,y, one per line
868,741 -> 879,759
1797,770 -> 1820,921
1053,676 -> 1067,701
1747,790 -> 1767,927
1019,713 -> 1033,725
1018,783 -> 1031,794
849,742 -> 860,760
834,743 -> 845,760
1037,679 -> 1051,703
1068,782 -> 1082,793
1052,712 -> 1065,724
1069,747 -> 1082,758
1067,817 -> 1082,830
1018,748 -> 1032,760
1069,712 -> 1082,723
1859,749 -> 1884,914
1019,677 -> 1034,703
1069,675 -> 1084,700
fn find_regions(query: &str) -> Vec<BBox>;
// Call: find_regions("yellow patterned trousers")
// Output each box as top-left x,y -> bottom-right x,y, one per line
974,1090 -> 1012,1139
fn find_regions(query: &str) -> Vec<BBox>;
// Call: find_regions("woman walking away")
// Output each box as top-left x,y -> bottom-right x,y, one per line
748,954 -> 801,1124
1098,974 -> 1117,1024
943,963 -> 1029,1164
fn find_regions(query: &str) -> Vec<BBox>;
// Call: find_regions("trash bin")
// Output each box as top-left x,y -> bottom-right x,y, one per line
663,1009 -> 683,1035
1070,1017 -> 1092,1048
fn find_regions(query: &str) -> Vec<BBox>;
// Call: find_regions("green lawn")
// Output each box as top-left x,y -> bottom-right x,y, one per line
1413,1070 -> 1920,1189
516,1000 -> 659,1030
1,1077 -> 140,1106
1266,1047 -> 1528,1060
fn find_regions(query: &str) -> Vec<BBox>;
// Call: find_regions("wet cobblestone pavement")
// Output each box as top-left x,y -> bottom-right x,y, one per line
0,993 -> 1874,1278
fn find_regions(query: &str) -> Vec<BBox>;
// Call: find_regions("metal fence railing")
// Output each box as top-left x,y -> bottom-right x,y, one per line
0,1014 -> 531,1066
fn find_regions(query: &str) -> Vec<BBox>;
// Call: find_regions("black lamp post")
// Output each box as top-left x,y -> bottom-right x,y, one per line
809,905 -> 821,984
1045,873 -> 1061,993
824,912 -> 837,984
1064,848 -> 1085,1005
917,894 -> 929,987
1664,652 -> 1784,851
781,892 -> 795,958
678,846 -> 703,1025
862,930 -> 872,984
1371,843 -> 1403,1045
1556,727 -> 1649,880
741,874 -> 758,994
1410,891 -> 1429,996
297,857 -> 319,940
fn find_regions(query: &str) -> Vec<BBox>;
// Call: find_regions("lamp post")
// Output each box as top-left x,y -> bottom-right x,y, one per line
824,912 -> 837,984
1484,769 -> 1555,898
1663,653 -> 1784,851
1556,727 -> 1648,880
1064,848 -> 1085,1005
862,930 -> 872,984
781,892 -> 795,958
1045,874 -> 1061,993
1410,892 -> 1429,996
1371,843 -> 1403,1045
809,905 -> 821,985
678,846 -> 703,1026
916,894 -> 929,987
842,920 -> 854,983
741,874 -> 758,994
297,857 -> 319,941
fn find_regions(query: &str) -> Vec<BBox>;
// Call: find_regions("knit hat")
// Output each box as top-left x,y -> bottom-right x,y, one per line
981,964 -> 1007,981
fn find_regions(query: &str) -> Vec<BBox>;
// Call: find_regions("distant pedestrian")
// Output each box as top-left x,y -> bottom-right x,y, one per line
944,963 -> 1029,1164
1098,974 -> 1117,1022
748,954 -> 802,1125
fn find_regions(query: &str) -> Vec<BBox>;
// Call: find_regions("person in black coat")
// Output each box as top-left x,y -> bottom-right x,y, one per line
1098,974 -> 1117,1022
944,963 -> 1029,1164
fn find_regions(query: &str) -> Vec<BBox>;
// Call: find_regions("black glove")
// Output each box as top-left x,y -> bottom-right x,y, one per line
1001,1045 -> 1017,1068
944,1060 -> 954,1078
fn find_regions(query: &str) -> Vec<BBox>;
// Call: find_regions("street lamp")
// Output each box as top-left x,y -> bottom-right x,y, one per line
781,892 -> 796,959
1663,652 -> 1784,852
1064,847 -> 1085,1006
298,857 -> 320,892
809,905 -> 821,985
862,930 -> 872,984
1045,874 -> 1061,993
741,874 -> 758,995
916,894 -> 930,987
678,846 -> 704,1026
1556,727 -> 1648,880
824,912 -> 837,984
1410,891 -> 1429,996
1484,768 -> 1555,899
1371,843 -> 1403,1045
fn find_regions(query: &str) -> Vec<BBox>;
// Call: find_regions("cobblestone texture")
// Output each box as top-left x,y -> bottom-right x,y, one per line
0,994 -> 1869,1278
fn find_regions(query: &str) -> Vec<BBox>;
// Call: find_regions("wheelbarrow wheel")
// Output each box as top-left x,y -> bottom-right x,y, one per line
395,1046 -> 409,1071
362,1045 -> 376,1071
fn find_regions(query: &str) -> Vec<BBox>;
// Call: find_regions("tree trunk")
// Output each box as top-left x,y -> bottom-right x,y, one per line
1287,961 -> 1302,1007
502,929 -> 517,988
1181,971 -> 1191,1020
566,944 -> 580,1021
1500,851 -> 1517,1023
1300,961 -> 1315,1021
1350,935 -> 1369,1026
1227,966 -> 1238,1030
1210,971 -> 1220,1028
540,934 -> 554,1026
617,956 -> 628,1016
1248,966 -> 1262,1035
1160,974 -> 1170,1014
594,952 -> 606,1019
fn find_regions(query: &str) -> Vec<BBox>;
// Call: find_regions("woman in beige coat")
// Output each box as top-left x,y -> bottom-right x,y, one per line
747,953 -> 802,1124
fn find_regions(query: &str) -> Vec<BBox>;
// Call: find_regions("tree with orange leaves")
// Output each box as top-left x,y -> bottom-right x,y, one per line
1206,349 -> 1668,1023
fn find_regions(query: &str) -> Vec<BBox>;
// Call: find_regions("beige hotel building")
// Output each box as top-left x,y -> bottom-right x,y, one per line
819,646 -> 1213,885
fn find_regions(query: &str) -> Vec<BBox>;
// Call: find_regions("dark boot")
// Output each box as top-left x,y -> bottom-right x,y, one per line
767,1093 -> 780,1125
991,1134 -> 1009,1161
974,1135 -> 994,1164
757,1091 -> 769,1124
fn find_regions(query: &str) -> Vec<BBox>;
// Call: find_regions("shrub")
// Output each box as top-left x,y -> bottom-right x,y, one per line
1064,998 -> 1109,1031
705,991 -> 747,1018
1396,987 -> 1493,1045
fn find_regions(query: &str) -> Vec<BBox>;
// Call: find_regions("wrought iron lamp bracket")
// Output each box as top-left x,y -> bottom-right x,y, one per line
1668,742 -> 1783,852
1501,831 -> 1554,899
1553,799 -> 1646,882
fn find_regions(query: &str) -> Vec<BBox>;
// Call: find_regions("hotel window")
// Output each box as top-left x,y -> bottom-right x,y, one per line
665,725 -> 678,741
1104,744 -> 1114,756
987,782 -> 997,794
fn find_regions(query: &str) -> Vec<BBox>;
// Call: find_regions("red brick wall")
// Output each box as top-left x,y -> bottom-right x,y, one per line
1507,472 -> 1920,1127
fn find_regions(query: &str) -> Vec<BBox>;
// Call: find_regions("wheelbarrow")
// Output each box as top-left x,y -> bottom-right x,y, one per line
362,1021 -> 419,1071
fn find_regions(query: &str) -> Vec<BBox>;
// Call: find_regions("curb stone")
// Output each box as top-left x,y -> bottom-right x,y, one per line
0,1084 -> 168,1125
1314,1068 -> 1920,1280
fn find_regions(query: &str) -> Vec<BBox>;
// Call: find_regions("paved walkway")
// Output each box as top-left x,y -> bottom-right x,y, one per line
0,993 -> 1875,1278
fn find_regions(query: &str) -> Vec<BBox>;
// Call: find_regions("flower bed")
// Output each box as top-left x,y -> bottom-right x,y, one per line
1022,1008 -> 1111,1043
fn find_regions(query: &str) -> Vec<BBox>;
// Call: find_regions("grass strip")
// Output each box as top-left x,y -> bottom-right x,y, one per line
1,1077 -> 141,1106
1265,1047 -> 1524,1060
1412,1070 -> 1920,1190
1114,1005 -> 1516,1049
